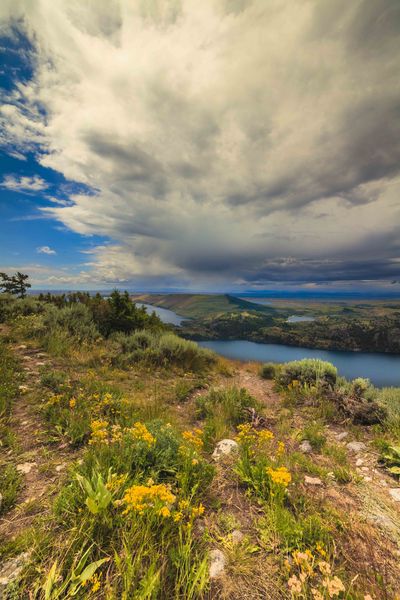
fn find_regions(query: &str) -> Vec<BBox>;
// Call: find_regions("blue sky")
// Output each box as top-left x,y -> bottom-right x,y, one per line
1,1 -> 400,292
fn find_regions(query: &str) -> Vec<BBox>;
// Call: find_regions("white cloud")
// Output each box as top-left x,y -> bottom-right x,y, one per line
37,245 -> 56,255
1,174 -> 49,193
1,0 -> 400,287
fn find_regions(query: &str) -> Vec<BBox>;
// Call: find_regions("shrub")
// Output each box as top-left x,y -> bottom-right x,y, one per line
301,421 -> 326,452
42,304 -> 100,344
196,387 -> 258,426
277,359 -> 337,388
113,330 -> 216,373
260,362 -> 277,379
378,387 -> 400,437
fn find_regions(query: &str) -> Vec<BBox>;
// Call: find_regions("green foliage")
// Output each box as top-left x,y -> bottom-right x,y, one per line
43,303 -> 100,344
259,362 -> 277,379
113,330 -> 216,372
196,387 -> 257,425
277,359 -> 337,388
301,421 -> 327,452
40,370 -> 68,393
380,445 -> 400,477
0,271 -> 31,298
0,464 -> 23,515
378,387 -> 400,438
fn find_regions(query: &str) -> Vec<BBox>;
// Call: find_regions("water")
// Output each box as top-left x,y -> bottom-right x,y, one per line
135,302 -> 186,326
287,315 -> 315,323
198,340 -> 400,387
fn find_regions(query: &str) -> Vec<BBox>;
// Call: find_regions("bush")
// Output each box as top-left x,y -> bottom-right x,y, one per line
277,359 -> 337,388
260,362 -> 277,379
43,304 -> 100,344
113,330 -> 216,373
196,387 -> 258,426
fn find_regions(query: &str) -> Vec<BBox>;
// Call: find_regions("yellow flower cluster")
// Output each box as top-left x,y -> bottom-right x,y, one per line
105,473 -> 128,493
182,428 -> 204,449
288,379 -> 300,390
173,500 -> 205,523
120,483 -> 176,515
236,423 -> 274,445
69,398 -> 76,409
266,466 -> 292,487
126,422 -> 155,446
89,420 -> 109,445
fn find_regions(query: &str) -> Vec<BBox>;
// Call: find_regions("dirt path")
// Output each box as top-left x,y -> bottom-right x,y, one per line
0,339 -> 76,541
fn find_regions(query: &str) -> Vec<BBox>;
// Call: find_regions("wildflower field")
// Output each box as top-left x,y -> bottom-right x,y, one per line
0,295 -> 399,598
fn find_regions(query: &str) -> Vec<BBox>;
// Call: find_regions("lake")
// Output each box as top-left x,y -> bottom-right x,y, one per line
198,340 -> 400,388
135,303 -> 186,326
287,315 -> 315,323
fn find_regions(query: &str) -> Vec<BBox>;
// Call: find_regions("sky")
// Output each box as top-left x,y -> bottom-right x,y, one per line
0,0 -> 400,293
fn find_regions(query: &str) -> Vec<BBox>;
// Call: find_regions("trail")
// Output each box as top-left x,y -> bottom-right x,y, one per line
0,334 -> 76,541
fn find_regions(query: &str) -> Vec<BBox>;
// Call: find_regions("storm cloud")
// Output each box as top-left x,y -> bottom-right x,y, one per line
1,0 -> 400,288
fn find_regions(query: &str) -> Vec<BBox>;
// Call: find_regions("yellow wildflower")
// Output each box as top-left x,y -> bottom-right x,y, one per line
173,511 -> 183,522
110,424 -> 123,443
121,483 -> 175,515
257,429 -> 274,443
267,466 -> 292,487
191,458 -> 199,465
316,542 -> 327,557
159,506 -> 171,518
277,441 -> 285,455
89,420 -> 109,445
182,429 -> 203,449
236,423 -> 256,442
126,422 -> 155,446
69,398 -> 76,409
90,573 -> 101,593
191,503 -> 205,518
178,499 -> 189,510
106,473 -> 128,492
312,590 -> 324,600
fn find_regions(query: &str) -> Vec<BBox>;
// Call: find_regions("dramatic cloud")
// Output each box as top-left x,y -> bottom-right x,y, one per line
1,0 -> 400,287
37,245 -> 56,255
1,174 -> 49,193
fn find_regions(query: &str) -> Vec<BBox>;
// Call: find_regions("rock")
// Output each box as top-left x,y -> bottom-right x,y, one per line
361,466 -> 369,472
209,549 -> 226,579
335,432 -> 349,441
212,439 -> 239,460
389,488 -> 400,502
56,463 -> 66,472
0,552 -> 31,593
363,476 -> 372,482
346,441 -> 366,453
16,462 -> 36,474
355,458 -> 364,467
18,385 -> 29,393
304,476 -> 323,486
231,530 -> 244,544
299,440 -> 312,454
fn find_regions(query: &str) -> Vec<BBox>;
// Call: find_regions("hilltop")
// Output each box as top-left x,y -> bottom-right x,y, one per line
0,292 -> 399,598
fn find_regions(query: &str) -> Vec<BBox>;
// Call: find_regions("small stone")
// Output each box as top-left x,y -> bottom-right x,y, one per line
355,458 -> 364,467
209,549 -> 226,579
304,476 -> 323,486
363,476 -> 372,482
16,462 -> 36,474
231,530 -> 244,544
35,361 -> 47,367
18,385 -> 29,393
0,552 -> 31,591
336,432 -> 349,441
346,441 -> 366,452
56,463 -> 66,472
17,344 -> 27,349
212,439 -> 239,460
389,488 -> 400,502
361,466 -> 369,472
299,440 -> 313,454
